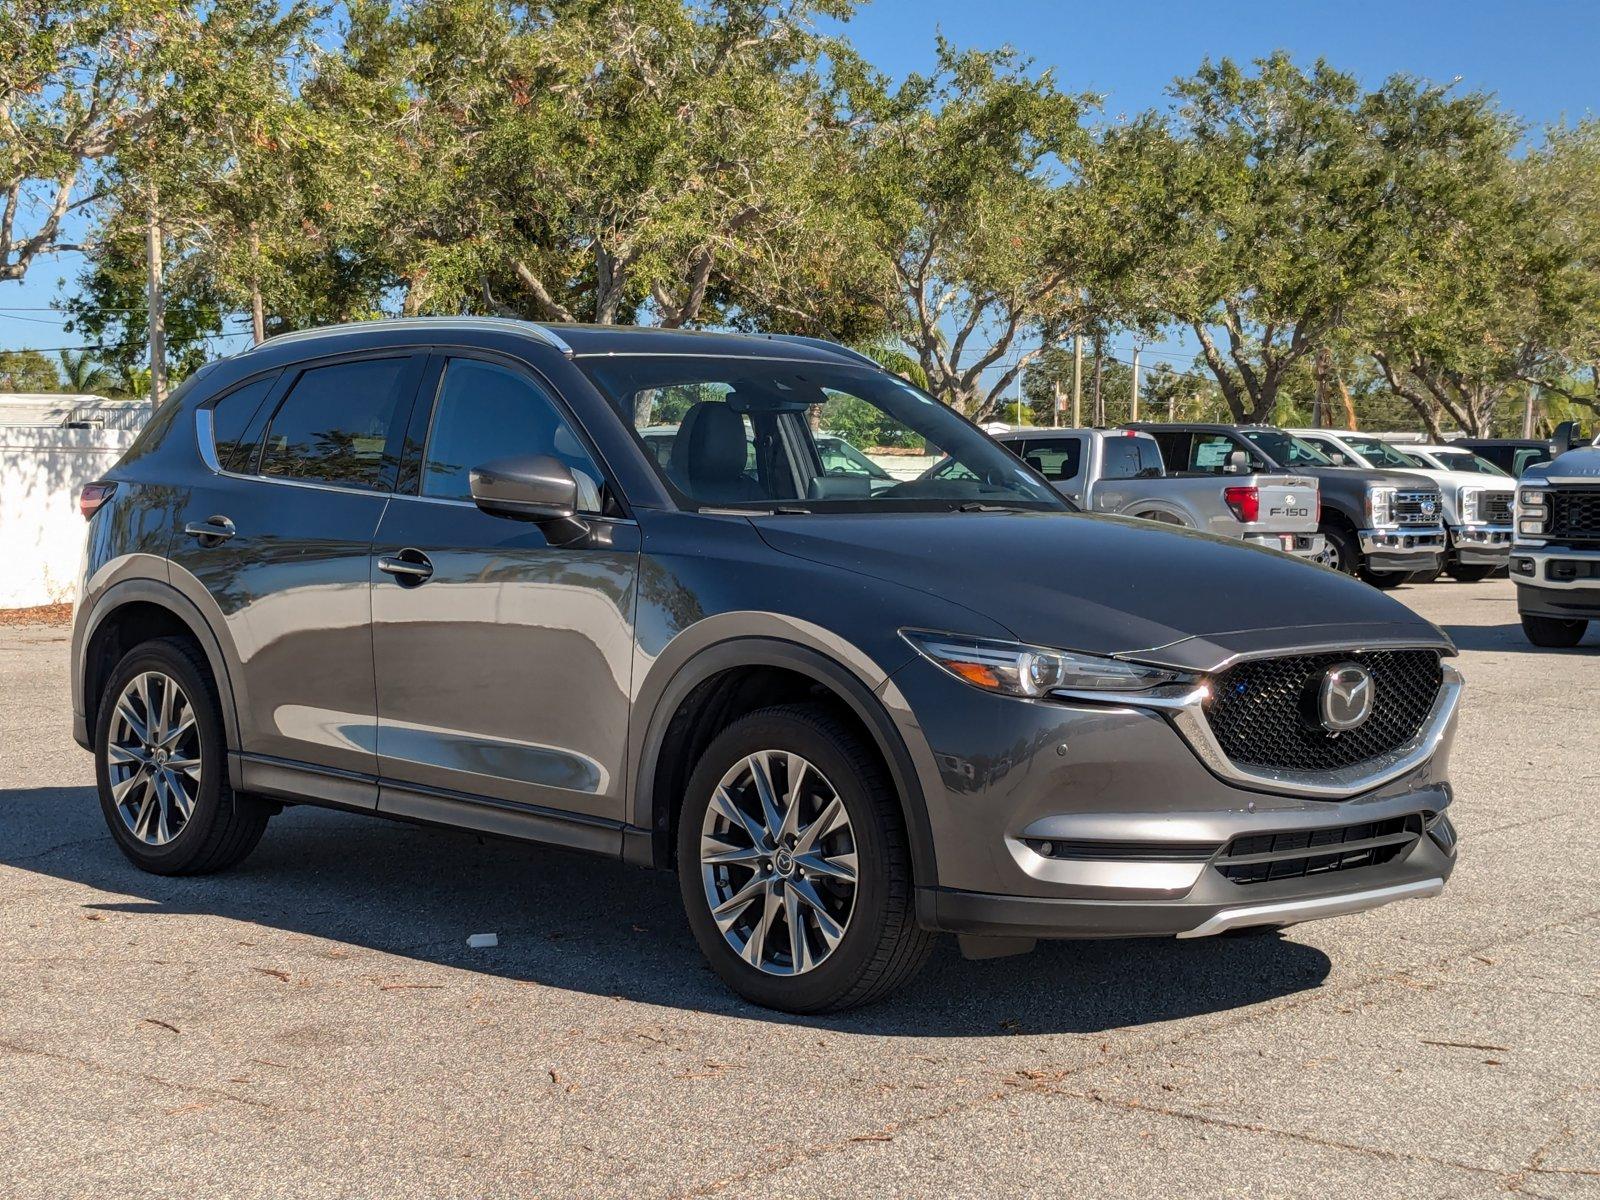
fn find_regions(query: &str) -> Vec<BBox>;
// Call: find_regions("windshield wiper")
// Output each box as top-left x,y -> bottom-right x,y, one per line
956,501 -> 1025,513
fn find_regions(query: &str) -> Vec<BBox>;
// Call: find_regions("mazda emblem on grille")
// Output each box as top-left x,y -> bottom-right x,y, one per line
1318,663 -> 1375,732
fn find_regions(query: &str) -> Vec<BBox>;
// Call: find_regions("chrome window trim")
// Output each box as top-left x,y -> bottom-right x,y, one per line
1055,662 -> 1463,800
195,407 -> 222,473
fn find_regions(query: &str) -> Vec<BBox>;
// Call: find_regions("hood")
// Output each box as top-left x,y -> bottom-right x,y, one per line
753,510 -> 1451,673
1295,465 -> 1441,491
1532,445 -> 1600,483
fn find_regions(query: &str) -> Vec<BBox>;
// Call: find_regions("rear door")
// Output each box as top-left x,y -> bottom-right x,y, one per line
172,353 -> 425,805
370,353 -> 640,828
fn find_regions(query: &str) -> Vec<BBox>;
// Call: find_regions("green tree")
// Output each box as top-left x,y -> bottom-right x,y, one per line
0,348 -> 60,391
57,348 -> 113,392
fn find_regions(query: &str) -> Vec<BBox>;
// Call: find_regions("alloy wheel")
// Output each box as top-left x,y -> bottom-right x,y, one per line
699,751 -> 858,976
106,671 -> 203,846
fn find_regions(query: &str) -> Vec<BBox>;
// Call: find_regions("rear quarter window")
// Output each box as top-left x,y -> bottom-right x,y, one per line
208,374 -> 280,472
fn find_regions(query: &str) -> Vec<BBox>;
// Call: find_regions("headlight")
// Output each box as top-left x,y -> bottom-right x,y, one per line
1516,486 -> 1548,537
1459,486 -> 1482,524
1366,485 -> 1396,527
902,631 -> 1186,697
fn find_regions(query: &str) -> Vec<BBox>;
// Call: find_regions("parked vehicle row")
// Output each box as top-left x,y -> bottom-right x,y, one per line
1512,430 -> 1600,646
72,319 -> 1463,1013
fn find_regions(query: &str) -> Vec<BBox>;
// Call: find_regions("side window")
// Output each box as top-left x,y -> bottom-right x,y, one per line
422,358 -> 605,512
209,374 -> 279,472
1189,435 -> 1238,474
1101,436 -> 1161,480
1019,437 -> 1082,481
261,358 -> 412,489
1151,431 -> 1189,469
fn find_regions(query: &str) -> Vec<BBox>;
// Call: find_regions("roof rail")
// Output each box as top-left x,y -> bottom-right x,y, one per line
248,316 -> 575,357
762,334 -> 884,370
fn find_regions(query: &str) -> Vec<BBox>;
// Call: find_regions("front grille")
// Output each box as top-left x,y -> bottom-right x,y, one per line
1483,492 -> 1513,524
1218,815 -> 1424,884
1204,650 -> 1444,773
1394,489 -> 1441,527
1549,489 -> 1600,543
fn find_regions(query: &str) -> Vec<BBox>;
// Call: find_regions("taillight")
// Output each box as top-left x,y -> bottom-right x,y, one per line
80,481 -> 117,520
1223,485 -> 1259,523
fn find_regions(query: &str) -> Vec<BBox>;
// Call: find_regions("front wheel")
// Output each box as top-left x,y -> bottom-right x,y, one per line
1320,525 -> 1360,576
1363,570 -> 1410,590
677,704 -> 934,1013
1520,614 -> 1589,648
1447,564 -> 1497,583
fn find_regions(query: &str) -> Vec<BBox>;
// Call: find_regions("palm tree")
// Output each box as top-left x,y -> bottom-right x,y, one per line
58,349 -> 114,395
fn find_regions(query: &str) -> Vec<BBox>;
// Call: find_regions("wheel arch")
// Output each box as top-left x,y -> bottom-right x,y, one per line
629,636 -> 938,887
77,580 -> 241,775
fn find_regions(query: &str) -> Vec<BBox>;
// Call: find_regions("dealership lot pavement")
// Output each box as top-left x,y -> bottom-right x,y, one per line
2,578 -> 1596,1199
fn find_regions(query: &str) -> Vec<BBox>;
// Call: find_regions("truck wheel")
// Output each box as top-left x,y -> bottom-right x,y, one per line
677,704 -> 935,1013
1321,526 -> 1361,576
1447,564 -> 1497,583
1406,566 -> 1443,585
1520,614 -> 1588,648
1361,570 -> 1409,590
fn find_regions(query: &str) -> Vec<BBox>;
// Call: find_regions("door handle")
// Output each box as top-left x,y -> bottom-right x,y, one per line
183,515 -> 235,544
378,548 -> 434,585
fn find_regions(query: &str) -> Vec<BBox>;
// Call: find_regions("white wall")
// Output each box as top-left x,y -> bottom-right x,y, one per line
0,426 -> 140,608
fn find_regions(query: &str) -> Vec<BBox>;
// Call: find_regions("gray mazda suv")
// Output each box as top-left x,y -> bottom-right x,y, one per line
70,319 -> 1461,1012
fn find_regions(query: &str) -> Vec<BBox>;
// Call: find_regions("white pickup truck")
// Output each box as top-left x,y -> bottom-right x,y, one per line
944,428 -> 1325,559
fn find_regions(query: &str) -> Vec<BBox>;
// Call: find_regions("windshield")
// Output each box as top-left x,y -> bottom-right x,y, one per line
1425,449 -> 1511,476
1344,436 -> 1425,469
581,356 -> 1064,512
1242,429 -> 1336,467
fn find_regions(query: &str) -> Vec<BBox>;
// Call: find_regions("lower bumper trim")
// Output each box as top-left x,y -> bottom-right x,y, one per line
1175,877 -> 1444,938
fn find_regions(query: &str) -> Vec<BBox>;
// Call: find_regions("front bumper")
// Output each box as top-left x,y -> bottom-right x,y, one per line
1449,524 -> 1513,565
883,651 -> 1460,941
1244,531 -> 1326,560
1359,527 -> 1446,571
1513,546 -> 1600,616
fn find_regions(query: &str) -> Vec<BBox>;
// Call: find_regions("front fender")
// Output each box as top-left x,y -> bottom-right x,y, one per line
627,617 -> 942,886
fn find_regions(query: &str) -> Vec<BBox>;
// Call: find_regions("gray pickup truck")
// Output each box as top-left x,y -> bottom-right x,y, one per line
975,428 -> 1324,559
1511,432 -> 1600,646
1131,424 -> 1446,588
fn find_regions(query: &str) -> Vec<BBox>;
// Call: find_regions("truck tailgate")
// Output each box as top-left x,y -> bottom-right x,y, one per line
1245,475 -> 1318,532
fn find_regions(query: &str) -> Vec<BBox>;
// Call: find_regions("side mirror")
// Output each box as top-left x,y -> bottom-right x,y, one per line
1225,449 -> 1250,474
469,454 -> 589,543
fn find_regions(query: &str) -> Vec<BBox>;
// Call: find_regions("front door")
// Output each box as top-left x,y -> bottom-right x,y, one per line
170,354 -> 425,804
371,354 -> 639,825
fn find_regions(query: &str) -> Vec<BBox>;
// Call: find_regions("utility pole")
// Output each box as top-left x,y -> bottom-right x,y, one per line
1091,339 -> 1104,426
144,180 -> 168,408
1052,380 -> 1061,428
1071,334 -> 1083,427
1129,344 -> 1142,422
1523,384 -> 1537,438
1312,346 -> 1330,428
1014,366 -> 1023,428
249,223 -> 266,345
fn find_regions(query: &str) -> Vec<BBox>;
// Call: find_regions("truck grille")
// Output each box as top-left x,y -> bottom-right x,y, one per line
1394,490 -> 1441,527
1549,489 -> 1600,543
1483,492 -> 1513,524
1218,815 -> 1424,884
1204,650 -> 1444,773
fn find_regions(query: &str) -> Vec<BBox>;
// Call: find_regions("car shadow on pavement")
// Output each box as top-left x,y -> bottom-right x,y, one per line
1441,622 -> 1600,652
3,785 -> 1332,1037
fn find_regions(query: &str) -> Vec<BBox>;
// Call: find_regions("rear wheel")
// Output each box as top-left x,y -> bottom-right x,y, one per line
1447,564 -> 1497,583
1362,569 -> 1409,590
677,704 -> 934,1013
94,637 -> 271,875
1520,614 -> 1589,648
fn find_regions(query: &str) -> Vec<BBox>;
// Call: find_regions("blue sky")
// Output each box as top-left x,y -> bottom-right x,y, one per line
3,0 -> 1598,369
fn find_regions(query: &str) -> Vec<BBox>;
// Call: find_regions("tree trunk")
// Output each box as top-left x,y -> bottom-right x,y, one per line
144,182 -> 167,409
1312,346 -> 1329,428
1071,335 -> 1082,427
1129,345 -> 1142,421
1091,340 -> 1104,426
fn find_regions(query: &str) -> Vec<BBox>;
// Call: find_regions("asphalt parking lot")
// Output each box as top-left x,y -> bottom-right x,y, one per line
2,578 -> 1596,1199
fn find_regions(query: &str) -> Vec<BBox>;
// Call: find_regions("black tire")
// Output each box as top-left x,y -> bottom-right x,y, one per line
94,636 -> 271,875
1321,525 -> 1361,576
1406,566 -> 1443,585
1520,614 -> 1589,648
676,703 -> 935,1013
1363,569 -> 1409,590
1447,564 -> 1497,583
